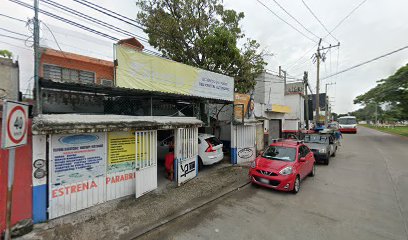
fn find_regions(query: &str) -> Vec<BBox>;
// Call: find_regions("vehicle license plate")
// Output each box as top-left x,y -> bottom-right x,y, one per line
259,178 -> 269,184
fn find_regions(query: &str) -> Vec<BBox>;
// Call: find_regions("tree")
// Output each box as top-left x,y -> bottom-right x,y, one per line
0,50 -> 12,58
135,0 -> 267,93
354,63 -> 408,121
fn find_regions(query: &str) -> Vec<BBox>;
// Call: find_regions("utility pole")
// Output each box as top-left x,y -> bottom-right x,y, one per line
314,39 -> 340,126
315,38 -> 322,125
34,0 -> 41,115
324,82 -> 335,127
278,66 -> 287,94
303,71 -> 309,130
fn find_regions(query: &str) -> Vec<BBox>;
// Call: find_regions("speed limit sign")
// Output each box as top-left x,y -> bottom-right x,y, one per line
2,100 -> 29,149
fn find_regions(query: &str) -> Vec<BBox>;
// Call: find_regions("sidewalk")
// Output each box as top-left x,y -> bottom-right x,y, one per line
19,163 -> 250,240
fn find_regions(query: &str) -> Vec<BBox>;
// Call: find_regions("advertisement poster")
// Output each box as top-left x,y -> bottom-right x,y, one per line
50,133 -> 106,186
108,132 -> 136,173
116,44 -> 234,101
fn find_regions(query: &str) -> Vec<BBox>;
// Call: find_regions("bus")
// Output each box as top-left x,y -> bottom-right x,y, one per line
338,116 -> 357,133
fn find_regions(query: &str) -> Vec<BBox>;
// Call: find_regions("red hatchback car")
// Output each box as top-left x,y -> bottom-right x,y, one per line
249,140 -> 316,194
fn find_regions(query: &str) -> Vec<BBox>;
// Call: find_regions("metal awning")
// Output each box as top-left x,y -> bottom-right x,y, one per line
32,114 -> 202,134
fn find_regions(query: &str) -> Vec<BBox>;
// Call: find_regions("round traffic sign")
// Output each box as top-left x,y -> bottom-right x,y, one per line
7,105 -> 28,144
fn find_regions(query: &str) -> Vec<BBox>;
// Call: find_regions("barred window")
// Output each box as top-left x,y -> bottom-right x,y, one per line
43,64 -> 95,84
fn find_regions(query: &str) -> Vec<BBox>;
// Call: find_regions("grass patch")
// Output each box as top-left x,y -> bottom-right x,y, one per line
361,124 -> 408,137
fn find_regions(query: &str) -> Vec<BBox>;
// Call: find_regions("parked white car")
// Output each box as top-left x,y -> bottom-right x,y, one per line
198,133 -> 224,168
157,133 -> 224,170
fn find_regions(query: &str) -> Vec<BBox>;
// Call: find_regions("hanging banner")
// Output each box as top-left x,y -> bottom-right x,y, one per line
50,133 -> 106,186
116,44 -> 234,101
108,132 -> 135,173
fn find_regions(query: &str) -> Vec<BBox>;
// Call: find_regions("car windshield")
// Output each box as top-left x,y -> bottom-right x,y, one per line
339,118 -> 357,124
262,146 -> 296,162
205,137 -> 222,146
304,135 -> 329,144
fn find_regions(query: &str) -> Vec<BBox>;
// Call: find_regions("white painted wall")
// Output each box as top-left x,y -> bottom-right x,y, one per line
254,72 -> 285,105
284,94 -> 305,130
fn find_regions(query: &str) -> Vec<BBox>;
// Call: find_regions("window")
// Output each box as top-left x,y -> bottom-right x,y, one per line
262,146 -> 296,162
43,64 -> 95,84
101,79 -> 113,86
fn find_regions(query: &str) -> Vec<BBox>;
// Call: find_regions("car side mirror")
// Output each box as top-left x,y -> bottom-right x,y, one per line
259,151 -> 264,156
299,157 -> 306,162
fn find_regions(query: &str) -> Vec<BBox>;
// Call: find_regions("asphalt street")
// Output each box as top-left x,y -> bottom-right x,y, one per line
138,126 -> 408,240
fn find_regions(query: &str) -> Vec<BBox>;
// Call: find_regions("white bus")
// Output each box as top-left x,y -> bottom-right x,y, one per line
338,116 -> 357,133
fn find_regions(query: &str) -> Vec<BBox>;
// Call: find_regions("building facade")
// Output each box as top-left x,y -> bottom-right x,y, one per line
0,57 -> 19,100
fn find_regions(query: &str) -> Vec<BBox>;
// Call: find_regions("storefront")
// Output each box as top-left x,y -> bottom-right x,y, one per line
32,114 -> 201,220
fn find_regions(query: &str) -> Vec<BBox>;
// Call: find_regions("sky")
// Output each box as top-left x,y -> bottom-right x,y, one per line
1,0 -> 407,114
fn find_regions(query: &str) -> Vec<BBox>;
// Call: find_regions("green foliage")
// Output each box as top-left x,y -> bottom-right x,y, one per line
354,64 -> 408,120
136,0 -> 267,93
0,50 -> 12,58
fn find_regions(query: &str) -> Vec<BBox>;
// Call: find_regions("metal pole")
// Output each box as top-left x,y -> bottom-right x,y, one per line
283,70 -> 287,95
315,39 -> 322,125
4,148 -> 16,240
303,71 -> 309,130
34,0 -> 41,115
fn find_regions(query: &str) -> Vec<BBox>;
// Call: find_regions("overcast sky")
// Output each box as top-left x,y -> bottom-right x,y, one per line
1,0 -> 407,114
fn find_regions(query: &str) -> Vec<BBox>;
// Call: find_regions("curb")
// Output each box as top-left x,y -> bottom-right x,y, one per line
129,180 -> 251,239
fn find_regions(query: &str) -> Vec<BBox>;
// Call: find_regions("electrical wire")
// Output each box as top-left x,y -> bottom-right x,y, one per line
0,33 -> 33,42
0,40 -> 33,51
71,0 -> 145,31
269,0 -> 320,40
40,0 -> 149,42
0,13 -> 26,23
301,0 -> 339,42
255,0 -> 317,43
0,27 -> 30,38
321,44 -> 408,80
325,0 -> 369,38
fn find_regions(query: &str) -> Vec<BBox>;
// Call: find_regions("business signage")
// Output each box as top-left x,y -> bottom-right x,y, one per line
50,133 -> 106,186
116,44 -> 234,101
177,157 -> 196,184
107,131 -> 136,173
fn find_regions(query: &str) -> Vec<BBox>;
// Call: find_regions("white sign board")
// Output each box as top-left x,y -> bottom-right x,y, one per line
1,100 -> 29,149
177,157 -> 197,184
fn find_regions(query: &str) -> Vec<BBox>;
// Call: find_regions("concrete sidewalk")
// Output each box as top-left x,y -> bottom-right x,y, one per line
20,163 -> 250,240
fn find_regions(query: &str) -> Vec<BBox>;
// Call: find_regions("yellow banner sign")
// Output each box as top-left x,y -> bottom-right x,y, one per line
116,44 -> 234,101
108,132 -> 135,165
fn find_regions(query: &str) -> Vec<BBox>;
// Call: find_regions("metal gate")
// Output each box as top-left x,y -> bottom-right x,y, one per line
135,130 -> 157,198
231,124 -> 256,164
268,119 -> 281,144
175,128 -> 198,186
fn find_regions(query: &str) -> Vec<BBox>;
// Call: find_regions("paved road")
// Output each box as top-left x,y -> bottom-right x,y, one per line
138,127 -> 408,240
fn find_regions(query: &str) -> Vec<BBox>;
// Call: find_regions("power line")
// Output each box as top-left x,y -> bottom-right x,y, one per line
0,33 -> 32,42
0,13 -> 26,23
301,0 -> 339,42
255,0 -> 317,43
269,0 -> 320,40
40,0 -> 149,42
0,27 -> 30,38
9,0 -> 163,57
71,0 -> 145,31
0,40 -> 33,51
325,0 -> 369,38
321,44 -> 408,80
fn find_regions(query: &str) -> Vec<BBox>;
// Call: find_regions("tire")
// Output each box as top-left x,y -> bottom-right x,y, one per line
198,157 -> 204,171
324,155 -> 330,165
332,150 -> 336,157
292,175 -> 300,194
309,164 -> 316,177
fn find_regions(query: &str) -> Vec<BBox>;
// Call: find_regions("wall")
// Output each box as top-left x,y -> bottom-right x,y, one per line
254,72 -> 285,105
284,93 -> 305,127
0,58 -> 19,100
39,48 -> 114,85
0,118 -> 32,233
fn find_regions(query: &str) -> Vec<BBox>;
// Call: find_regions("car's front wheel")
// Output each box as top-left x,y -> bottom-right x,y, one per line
309,164 -> 315,177
292,175 -> 300,194
324,155 -> 330,165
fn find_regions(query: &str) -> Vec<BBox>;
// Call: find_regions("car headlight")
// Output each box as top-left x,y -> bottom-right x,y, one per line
279,166 -> 293,175
250,161 -> 256,168
319,148 -> 326,153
